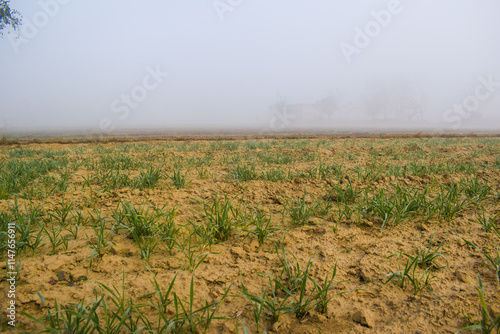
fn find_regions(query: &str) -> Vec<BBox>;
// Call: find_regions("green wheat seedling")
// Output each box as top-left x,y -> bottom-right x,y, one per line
407,161 -> 430,176
335,202 -> 354,224
309,263 -> 348,314
314,199 -> 334,218
258,152 -> 295,165
458,275 -> 500,333
114,201 -> 161,237
209,141 -> 226,151
171,156 -> 186,170
493,189 -> 500,205
65,222 -> 81,241
209,140 -> 238,151
9,201 -> 46,255
343,151 -> 357,161
44,149 -> 70,159
219,154 -> 231,165
225,141 -> 240,151
384,164 -> 406,178
137,274 -> 178,332
130,230 -> 161,265
341,179 -> 360,202
114,202 -> 165,262
323,179 -> 359,204
84,158 -> 99,171
240,275 -> 292,325
92,145 -> 114,155
476,209 -> 499,233
298,166 -> 320,179
410,234 -> 449,270
156,207 -> 180,254
461,177 -> 491,204
54,168 -> 73,193
245,140 -> 260,150
141,272 -> 177,314
80,174 -> 94,192
48,196 -> 77,227
244,208 -> 279,246
66,211 -> 88,240
99,154 -> 143,170
229,201 -> 252,227
260,169 -> 289,182
8,147 -> 38,158
369,148 -> 381,159
459,237 -> 500,284
423,197 -> 440,223
203,194 -> 238,242
83,209 -> 115,268
493,224 -> 500,240
435,182 -> 467,222
131,143 -> 157,154
317,162 -> 344,180
275,241 -> 310,292
448,160 -> 481,174
0,157 -> 68,199
42,221 -> 68,253
354,164 -> 382,182
482,247 -> 500,284
19,181 -> 46,200
228,164 -> 258,182
362,188 -> 396,231
134,165 -> 163,190
175,236 -> 210,271
169,168 -> 189,189
104,297 -> 144,333
384,251 -> 436,295
299,150 -> 319,162
0,161 -> 26,197
186,219 -> 217,247
171,275 -> 232,334
273,253 -> 317,320
183,142 -> 202,152
282,191 -> 319,226
230,154 -> 243,164
22,292 -> 104,334
23,226 -> 45,256
196,282 -> 233,334
94,170 -> 131,191
392,185 -> 427,223
239,282 -> 266,333
197,166 -> 211,179
408,161 -> 444,177
97,269 -> 145,333
186,155 -> 212,168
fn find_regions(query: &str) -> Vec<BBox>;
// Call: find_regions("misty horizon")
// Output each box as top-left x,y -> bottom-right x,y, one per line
1,0 -> 499,136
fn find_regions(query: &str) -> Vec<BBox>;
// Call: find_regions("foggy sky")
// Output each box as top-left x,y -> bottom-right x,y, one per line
1,0 -> 499,135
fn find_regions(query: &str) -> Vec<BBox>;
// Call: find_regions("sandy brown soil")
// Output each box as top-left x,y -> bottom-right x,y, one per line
0,136 -> 499,333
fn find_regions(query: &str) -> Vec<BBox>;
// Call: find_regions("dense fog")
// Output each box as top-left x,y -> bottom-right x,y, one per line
1,0 -> 499,136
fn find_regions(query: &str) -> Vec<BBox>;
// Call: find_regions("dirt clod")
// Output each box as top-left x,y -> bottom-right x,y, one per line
455,269 -> 470,283
352,309 -> 375,328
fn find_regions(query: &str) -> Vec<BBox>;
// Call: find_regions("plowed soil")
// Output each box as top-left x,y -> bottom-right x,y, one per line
1,135 -> 499,333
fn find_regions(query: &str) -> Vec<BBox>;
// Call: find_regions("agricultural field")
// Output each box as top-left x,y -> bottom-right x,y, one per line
1,135 -> 499,333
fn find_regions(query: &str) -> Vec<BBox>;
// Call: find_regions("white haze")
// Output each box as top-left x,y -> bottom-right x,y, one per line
0,0 -> 499,136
